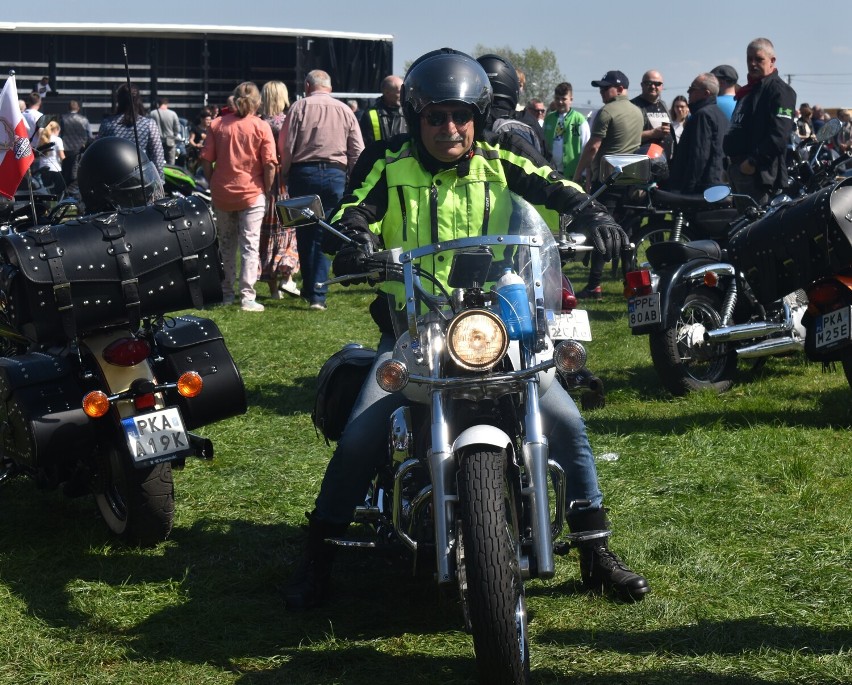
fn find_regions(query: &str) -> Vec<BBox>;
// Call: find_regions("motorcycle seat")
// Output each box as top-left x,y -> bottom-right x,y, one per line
650,187 -> 713,210
646,239 -> 723,269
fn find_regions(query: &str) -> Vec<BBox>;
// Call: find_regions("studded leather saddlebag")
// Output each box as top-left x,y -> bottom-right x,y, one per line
0,196 -> 223,344
313,344 -> 376,443
728,178 -> 852,305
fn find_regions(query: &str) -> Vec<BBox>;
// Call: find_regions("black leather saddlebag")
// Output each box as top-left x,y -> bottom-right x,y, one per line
0,353 -> 94,468
152,315 -> 246,430
0,196 -> 223,344
313,344 -> 376,443
728,178 -> 852,305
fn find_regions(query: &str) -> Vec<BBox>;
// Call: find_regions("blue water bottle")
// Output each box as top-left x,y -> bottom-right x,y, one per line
495,268 -> 534,342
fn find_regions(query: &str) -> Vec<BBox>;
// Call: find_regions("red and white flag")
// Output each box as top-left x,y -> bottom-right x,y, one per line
0,74 -> 35,199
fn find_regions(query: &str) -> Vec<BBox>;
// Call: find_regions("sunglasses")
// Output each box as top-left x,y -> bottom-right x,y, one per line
642,80 -> 663,87
421,109 -> 474,127
533,108 -> 546,113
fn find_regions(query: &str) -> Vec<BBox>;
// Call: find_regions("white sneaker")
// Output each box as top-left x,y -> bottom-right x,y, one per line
241,299 -> 265,312
279,278 -> 301,297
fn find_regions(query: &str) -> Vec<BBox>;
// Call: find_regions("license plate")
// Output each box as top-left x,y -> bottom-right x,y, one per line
122,407 -> 189,465
814,305 -> 852,350
549,310 -> 592,341
628,293 -> 661,328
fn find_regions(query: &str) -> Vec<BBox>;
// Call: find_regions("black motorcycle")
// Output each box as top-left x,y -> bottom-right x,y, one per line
0,195 -> 246,545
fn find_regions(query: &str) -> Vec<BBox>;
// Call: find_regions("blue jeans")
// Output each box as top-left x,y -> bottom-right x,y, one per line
287,165 -> 346,306
315,334 -> 603,525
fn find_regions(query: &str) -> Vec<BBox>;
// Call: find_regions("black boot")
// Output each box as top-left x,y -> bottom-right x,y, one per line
283,514 -> 348,611
568,508 -> 650,602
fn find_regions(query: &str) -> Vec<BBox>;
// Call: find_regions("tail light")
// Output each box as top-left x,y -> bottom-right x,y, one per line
561,275 -> 577,311
134,393 -> 157,411
102,337 -> 152,367
625,270 -> 653,297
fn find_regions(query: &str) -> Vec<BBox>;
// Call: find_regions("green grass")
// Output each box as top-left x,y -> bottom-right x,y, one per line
1,271 -> 851,685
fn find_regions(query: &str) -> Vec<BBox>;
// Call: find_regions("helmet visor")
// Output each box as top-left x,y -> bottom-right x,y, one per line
104,160 -> 164,208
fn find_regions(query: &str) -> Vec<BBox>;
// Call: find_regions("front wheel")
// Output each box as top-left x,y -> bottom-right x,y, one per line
457,447 -> 530,685
649,289 -> 737,395
94,444 -> 175,547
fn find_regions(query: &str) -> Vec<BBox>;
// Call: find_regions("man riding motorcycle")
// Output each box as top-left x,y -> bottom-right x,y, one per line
284,48 -> 650,609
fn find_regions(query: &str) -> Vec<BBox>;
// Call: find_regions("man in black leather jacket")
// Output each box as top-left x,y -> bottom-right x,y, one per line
723,37 -> 796,205
669,73 -> 729,194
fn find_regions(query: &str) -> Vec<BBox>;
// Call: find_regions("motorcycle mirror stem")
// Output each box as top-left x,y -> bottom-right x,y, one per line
559,167 -> 624,244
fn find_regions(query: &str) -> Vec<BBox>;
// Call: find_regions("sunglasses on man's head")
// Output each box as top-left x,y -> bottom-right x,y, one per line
421,109 -> 474,127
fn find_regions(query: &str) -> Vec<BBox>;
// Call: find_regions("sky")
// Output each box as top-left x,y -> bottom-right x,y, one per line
6,0 -> 852,108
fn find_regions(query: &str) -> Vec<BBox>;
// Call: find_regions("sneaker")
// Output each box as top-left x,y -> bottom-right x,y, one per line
279,278 -> 301,297
241,299 -> 265,312
309,302 -> 327,311
576,286 -> 603,301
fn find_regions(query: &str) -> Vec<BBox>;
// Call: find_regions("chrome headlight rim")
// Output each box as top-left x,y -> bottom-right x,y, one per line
446,309 -> 509,372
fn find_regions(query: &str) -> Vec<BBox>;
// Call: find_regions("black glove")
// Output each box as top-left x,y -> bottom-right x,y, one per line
332,233 -> 375,286
583,211 -> 628,262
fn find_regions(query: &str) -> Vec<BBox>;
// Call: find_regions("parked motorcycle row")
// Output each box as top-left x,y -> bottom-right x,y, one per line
623,119 -> 852,395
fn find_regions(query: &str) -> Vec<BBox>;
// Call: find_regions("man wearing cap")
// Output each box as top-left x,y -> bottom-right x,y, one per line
723,37 -> 796,206
711,65 -> 738,120
631,70 -> 674,161
572,70 -> 643,299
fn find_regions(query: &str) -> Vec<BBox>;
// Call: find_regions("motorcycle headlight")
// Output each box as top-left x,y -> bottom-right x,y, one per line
447,309 -> 509,371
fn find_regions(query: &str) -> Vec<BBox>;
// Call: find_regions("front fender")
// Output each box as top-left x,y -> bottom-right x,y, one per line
657,259 -> 731,329
452,425 -> 512,454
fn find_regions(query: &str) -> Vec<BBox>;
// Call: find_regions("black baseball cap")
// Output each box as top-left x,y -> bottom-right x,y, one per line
591,70 -> 629,89
711,65 -> 738,84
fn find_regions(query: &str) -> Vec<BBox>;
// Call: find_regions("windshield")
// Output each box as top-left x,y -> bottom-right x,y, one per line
388,192 -> 562,339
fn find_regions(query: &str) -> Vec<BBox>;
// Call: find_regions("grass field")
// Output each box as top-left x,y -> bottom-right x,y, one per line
1,268 -> 850,685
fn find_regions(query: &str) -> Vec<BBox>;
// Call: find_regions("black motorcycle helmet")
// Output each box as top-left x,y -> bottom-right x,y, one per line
78,136 -> 164,213
476,54 -> 520,111
402,48 -> 493,138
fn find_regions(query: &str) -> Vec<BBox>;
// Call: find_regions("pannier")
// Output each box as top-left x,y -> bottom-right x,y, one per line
152,315 -> 247,430
728,178 -> 852,305
0,196 -> 223,343
0,353 -> 94,470
313,344 -> 376,443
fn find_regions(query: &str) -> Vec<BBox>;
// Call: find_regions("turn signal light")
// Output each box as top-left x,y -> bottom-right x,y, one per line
177,371 -> 203,398
102,337 -> 152,367
376,360 -> 409,392
703,271 -> 719,288
554,340 -> 587,374
83,390 -> 111,418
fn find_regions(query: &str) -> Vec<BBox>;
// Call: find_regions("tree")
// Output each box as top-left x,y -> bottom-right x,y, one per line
473,44 -> 565,105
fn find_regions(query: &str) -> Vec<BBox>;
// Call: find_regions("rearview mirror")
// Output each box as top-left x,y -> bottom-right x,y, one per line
276,195 -> 325,227
816,118 -> 842,143
601,154 -> 652,185
703,185 -> 731,203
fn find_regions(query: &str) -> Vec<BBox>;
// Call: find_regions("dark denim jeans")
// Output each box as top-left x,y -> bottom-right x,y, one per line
287,165 -> 346,306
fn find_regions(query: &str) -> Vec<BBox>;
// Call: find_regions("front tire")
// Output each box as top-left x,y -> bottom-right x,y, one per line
94,444 -> 175,547
649,289 -> 737,395
458,447 -> 530,685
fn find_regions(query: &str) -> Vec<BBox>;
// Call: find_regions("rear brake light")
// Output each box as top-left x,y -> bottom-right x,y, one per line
561,275 -> 577,311
102,337 -> 152,367
808,281 -> 843,307
625,270 -> 653,297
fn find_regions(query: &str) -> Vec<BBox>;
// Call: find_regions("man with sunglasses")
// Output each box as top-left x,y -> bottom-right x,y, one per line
632,70 -> 674,162
284,48 -> 648,612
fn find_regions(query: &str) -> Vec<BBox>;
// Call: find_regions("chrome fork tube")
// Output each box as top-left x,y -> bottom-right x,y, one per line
521,353 -> 555,579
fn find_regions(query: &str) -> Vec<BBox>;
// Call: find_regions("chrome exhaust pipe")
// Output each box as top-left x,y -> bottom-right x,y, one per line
736,336 -> 803,358
705,320 -> 790,343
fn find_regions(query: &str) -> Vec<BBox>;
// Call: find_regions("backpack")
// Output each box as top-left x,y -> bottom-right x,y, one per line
492,117 -> 544,155
312,344 -> 377,443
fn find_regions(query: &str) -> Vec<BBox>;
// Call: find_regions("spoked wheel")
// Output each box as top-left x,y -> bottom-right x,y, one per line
649,289 -> 737,395
457,447 -> 530,685
633,219 -> 693,269
94,443 -> 175,547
